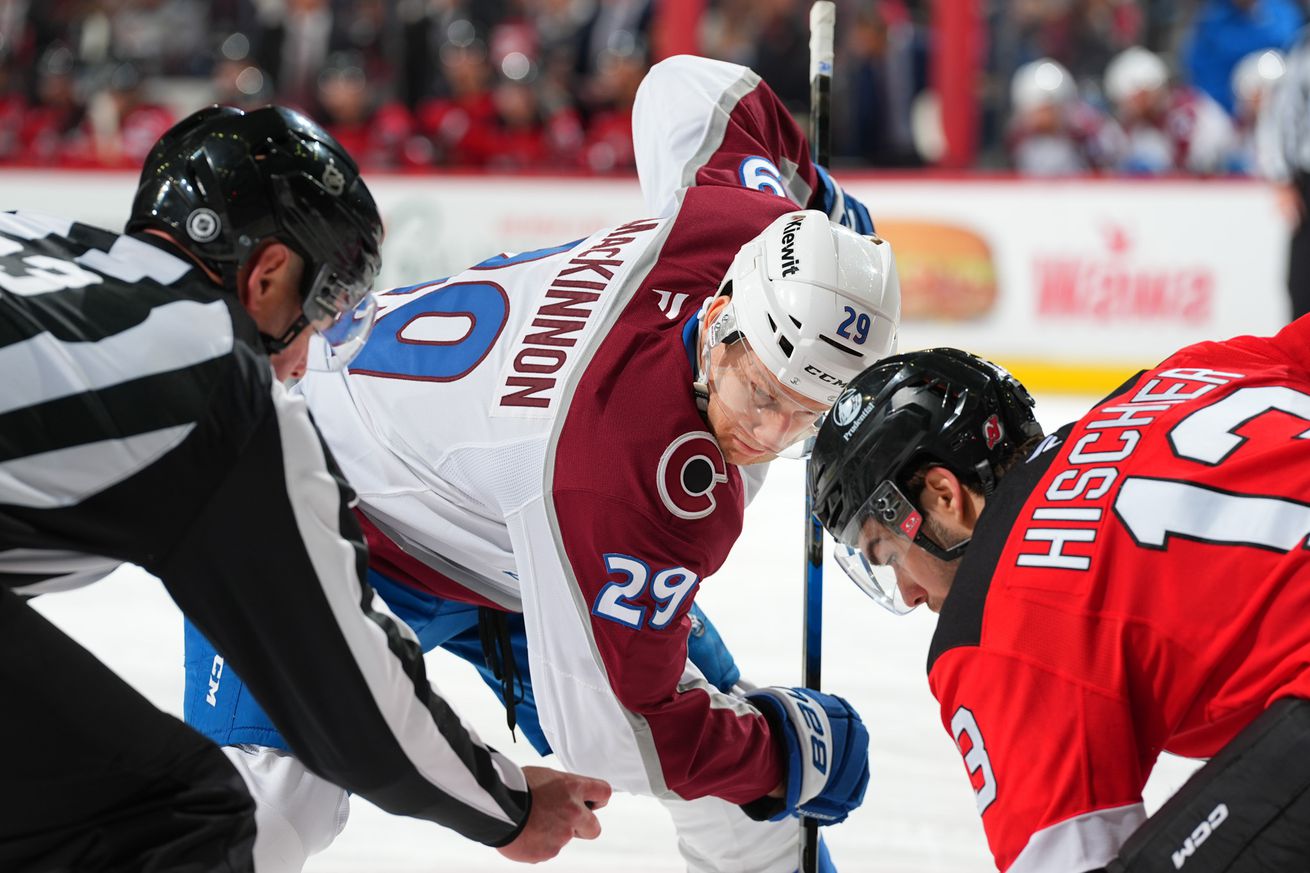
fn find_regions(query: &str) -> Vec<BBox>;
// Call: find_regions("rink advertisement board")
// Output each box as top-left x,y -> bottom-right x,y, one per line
0,171 -> 1287,392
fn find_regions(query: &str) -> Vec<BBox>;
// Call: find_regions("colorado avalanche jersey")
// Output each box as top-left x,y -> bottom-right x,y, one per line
0,212 -> 529,845
928,314 -> 1310,871
298,55 -> 838,804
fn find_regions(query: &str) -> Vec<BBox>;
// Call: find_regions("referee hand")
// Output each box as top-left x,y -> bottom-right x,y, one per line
496,765 -> 612,863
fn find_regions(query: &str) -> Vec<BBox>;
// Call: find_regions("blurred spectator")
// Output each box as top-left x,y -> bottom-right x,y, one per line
575,0 -> 651,86
110,0 -> 210,77
255,0 -> 339,110
1183,0 -> 1302,117
211,32 -> 275,109
1229,47 -> 1285,174
837,2 -> 922,167
699,0 -> 758,68
0,63 -> 24,161
751,0 -> 808,112
316,51 -> 426,169
1103,45 -> 1237,174
1006,57 -> 1124,174
336,0 -> 395,89
1041,0 -> 1143,92
64,61 -> 173,168
417,39 -> 498,165
18,43 -> 85,165
579,40 -> 644,172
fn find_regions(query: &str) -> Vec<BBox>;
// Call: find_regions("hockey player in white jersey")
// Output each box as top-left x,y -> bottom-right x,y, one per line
184,55 -> 899,872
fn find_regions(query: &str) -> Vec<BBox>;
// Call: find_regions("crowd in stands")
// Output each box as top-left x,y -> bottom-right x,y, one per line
997,0 -> 1304,176
0,0 -> 1304,176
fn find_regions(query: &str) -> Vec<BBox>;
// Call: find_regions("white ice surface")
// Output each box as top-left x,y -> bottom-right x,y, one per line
30,394 -> 1202,873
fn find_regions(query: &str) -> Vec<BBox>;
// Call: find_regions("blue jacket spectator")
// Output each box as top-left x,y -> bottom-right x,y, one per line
1184,0 -> 1303,115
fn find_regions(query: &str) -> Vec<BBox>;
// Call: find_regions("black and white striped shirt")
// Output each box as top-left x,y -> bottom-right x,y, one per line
0,210 -> 530,846
1263,29 -> 1310,182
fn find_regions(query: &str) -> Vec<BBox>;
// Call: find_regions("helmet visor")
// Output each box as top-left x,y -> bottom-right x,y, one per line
302,262 -> 377,370
834,543 -> 916,615
310,292 -> 377,371
832,479 -> 924,615
705,303 -> 827,455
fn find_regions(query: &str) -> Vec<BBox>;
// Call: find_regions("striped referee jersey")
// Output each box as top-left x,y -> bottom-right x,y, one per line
0,210 -> 530,846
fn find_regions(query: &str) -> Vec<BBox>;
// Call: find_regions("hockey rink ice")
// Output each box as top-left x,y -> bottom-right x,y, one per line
31,393 -> 1203,873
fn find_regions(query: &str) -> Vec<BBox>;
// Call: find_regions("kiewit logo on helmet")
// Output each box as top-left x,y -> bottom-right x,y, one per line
779,216 -> 804,277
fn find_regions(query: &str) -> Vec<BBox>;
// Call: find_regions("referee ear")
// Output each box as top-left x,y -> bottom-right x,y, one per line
237,242 -> 302,329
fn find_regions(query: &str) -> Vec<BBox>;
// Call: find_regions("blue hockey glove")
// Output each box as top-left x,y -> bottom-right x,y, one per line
686,603 -> 741,692
814,164 -> 875,235
746,686 -> 870,825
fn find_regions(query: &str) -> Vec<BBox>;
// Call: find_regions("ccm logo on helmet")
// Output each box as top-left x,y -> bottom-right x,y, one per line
657,432 -> 729,520
805,364 -> 846,387
780,216 -> 804,277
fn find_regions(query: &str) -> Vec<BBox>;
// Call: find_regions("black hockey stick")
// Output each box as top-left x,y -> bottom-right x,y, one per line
801,5 -> 834,873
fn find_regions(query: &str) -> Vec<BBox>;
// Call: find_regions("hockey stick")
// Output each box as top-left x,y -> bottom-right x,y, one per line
801,5 -> 834,873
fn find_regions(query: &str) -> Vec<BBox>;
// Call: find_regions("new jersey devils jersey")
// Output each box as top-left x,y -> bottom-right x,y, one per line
298,55 -> 857,804
928,315 -> 1310,871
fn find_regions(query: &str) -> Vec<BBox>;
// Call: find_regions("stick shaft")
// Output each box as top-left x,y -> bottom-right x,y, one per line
802,6 -> 834,872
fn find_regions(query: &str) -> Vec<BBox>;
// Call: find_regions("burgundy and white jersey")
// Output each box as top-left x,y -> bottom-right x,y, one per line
299,55 -> 835,804
1006,101 -> 1125,176
927,315 -> 1310,871
1119,86 -> 1237,175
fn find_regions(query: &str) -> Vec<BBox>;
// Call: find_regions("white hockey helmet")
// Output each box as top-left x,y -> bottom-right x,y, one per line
1232,49 -> 1285,109
711,209 -> 900,407
1011,58 -> 1076,114
1104,46 -> 1169,107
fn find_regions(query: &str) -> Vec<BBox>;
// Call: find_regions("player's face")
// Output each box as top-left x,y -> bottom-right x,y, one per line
705,339 -> 829,465
857,518 -> 959,613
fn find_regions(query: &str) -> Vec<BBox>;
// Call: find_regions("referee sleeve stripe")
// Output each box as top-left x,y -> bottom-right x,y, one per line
269,382 -> 527,825
0,298 -> 233,416
0,423 -> 196,509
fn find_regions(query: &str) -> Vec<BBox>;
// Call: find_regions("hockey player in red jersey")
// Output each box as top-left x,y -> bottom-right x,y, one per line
809,330 -> 1310,872
182,55 -> 894,872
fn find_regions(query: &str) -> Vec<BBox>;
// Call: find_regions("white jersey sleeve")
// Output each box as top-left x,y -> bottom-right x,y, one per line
633,55 -> 822,218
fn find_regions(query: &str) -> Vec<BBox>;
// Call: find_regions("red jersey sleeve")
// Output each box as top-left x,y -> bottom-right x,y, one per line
930,646 -> 1148,872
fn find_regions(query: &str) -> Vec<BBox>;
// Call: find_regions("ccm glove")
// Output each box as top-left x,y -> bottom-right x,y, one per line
744,687 -> 870,825
814,165 -> 875,235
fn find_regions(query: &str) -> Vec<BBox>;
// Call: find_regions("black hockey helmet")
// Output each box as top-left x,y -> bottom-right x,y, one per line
808,348 -> 1042,565
126,105 -> 382,357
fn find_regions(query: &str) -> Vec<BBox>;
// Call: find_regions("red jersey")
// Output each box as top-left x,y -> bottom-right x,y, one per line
929,315 -> 1310,871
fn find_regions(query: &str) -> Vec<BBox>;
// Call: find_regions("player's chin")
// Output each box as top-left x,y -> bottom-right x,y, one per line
724,440 -> 775,466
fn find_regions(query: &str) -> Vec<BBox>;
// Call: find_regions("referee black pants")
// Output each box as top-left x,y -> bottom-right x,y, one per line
1289,174 -> 1310,321
0,587 -> 257,872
